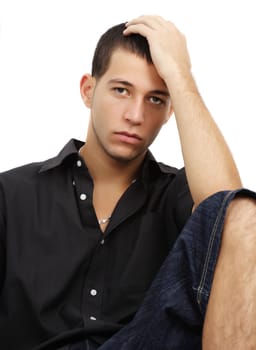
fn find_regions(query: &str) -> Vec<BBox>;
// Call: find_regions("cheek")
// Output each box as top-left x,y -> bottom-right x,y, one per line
145,123 -> 163,142
144,114 -> 168,140
91,99 -> 122,132
91,95 -> 108,118
148,114 -> 167,130
95,95 -> 125,117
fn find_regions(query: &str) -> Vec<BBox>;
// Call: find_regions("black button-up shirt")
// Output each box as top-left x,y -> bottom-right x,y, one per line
0,139 -> 193,350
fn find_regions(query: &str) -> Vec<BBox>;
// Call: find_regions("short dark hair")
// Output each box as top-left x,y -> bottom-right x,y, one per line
91,23 -> 152,79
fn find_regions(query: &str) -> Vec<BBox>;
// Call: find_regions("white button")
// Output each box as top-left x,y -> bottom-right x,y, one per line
72,180 -> 76,186
90,289 -> 97,296
90,316 -> 97,321
77,160 -> 82,167
80,193 -> 87,200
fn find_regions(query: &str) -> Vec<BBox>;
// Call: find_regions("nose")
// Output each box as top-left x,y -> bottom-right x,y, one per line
123,98 -> 145,124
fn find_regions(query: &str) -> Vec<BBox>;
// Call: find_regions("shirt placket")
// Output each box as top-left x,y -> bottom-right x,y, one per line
81,240 -> 108,323
72,157 -> 107,325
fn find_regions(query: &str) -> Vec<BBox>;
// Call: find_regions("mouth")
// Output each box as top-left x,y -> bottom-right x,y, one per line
114,131 -> 142,145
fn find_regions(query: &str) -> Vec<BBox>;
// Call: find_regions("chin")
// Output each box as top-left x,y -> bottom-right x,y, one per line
108,150 -> 143,163
103,142 -> 147,163
110,154 -> 137,163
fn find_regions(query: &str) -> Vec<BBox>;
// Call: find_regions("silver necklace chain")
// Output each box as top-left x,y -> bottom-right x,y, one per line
98,216 -> 111,225
78,147 -> 135,227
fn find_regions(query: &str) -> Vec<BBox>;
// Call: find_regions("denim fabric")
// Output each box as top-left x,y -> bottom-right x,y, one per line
71,189 -> 256,350
95,189 -> 256,350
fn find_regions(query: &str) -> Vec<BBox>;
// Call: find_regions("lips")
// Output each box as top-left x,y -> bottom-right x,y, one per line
114,131 -> 142,145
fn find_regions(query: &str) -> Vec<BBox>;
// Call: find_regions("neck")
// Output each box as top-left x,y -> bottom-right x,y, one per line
79,142 -> 144,186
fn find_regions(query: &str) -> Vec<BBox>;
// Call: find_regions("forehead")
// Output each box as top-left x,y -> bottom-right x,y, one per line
101,48 -> 167,91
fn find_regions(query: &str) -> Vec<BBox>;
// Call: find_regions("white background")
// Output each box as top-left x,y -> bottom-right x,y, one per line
0,0 -> 256,190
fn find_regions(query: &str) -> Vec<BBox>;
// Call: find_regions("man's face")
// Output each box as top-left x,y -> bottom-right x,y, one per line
84,48 -> 172,163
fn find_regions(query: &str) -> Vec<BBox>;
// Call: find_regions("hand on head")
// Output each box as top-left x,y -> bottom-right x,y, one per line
123,15 -> 191,81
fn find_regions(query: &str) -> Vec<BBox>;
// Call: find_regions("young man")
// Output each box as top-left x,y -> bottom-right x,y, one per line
1,15 -> 255,350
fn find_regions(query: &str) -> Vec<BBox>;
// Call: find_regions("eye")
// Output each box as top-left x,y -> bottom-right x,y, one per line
149,96 -> 164,105
113,87 -> 129,96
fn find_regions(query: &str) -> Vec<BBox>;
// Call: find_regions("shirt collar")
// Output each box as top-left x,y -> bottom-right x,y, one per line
39,139 -> 84,173
39,139 -> 178,179
140,150 -> 178,186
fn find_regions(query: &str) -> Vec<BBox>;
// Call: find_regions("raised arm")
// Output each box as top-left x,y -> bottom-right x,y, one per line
124,15 -> 242,207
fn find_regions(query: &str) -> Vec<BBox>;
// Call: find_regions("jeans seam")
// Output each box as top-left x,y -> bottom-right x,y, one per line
196,191 -> 233,305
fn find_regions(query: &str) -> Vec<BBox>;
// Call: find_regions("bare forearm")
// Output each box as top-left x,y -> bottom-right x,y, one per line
124,15 -> 242,207
168,73 -> 242,207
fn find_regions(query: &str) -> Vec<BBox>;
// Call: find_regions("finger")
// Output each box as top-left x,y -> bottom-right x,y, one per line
123,23 -> 154,37
125,15 -> 167,31
123,15 -> 170,38
125,16 -> 181,39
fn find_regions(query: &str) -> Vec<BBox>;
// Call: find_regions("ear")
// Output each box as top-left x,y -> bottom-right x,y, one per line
80,74 -> 96,108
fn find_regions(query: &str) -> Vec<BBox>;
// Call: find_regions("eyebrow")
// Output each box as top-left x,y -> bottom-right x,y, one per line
107,79 -> 170,97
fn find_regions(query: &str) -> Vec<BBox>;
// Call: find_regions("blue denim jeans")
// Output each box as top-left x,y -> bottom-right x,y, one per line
74,189 -> 256,350
98,189 -> 256,350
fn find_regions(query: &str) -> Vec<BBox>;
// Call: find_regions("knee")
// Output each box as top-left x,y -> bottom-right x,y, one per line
223,196 -> 256,247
